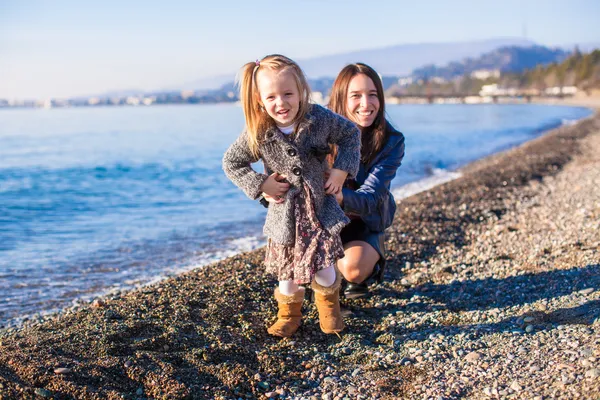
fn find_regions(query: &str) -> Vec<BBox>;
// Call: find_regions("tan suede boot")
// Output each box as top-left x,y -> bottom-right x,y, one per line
267,287 -> 305,337
311,273 -> 345,334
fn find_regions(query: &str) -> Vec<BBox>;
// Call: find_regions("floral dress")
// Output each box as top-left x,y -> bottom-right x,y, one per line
264,183 -> 345,284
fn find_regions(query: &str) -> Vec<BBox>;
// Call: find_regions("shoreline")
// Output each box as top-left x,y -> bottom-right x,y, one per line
1,105 -> 599,399
1,102 -> 592,330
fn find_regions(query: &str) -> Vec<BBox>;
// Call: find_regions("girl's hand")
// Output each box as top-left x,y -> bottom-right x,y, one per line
262,193 -> 285,204
260,173 -> 290,198
335,190 -> 344,206
324,168 -> 347,195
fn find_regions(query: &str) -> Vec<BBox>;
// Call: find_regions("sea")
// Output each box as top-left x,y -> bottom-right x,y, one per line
0,103 -> 592,327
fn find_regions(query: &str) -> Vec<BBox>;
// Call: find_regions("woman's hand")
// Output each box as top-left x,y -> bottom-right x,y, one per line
260,173 -> 289,198
324,168 -> 348,195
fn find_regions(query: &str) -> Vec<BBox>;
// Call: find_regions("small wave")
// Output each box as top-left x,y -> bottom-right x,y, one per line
393,168 -> 462,200
561,118 -> 578,126
161,235 -> 266,276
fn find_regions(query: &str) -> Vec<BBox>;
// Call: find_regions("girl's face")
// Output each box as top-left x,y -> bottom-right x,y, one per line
345,73 -> 380,128
256,68 -> 300,127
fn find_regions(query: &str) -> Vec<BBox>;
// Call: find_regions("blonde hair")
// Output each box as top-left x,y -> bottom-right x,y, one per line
236,54 -> 311,158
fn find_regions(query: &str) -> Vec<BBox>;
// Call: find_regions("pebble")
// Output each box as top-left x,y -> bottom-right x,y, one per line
54,367 -> 71,374
465,351 -> 481,363
34,388 -> 52,398
529,365 -> 540,372
91,299 -> 105,308
585,369 -> 600,379
510,380 -> 522,391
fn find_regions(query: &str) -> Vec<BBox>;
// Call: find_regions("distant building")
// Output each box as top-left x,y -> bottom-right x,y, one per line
181,90 -> 194,99
126,96 -> 140,106
479,84 -> 501,96
470,69 -> 501,80
545,86 -> 578,95
397,77 -> 413,86
52,98 -> 69,107
35,99 -> 52,109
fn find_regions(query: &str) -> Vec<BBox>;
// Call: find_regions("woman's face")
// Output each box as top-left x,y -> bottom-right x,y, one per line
345,73 -> 380,128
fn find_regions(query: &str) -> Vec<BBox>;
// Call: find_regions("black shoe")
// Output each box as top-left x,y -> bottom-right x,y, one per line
343,281 -> 369,299
342,262 -> 385,299
369,263 -> 384,284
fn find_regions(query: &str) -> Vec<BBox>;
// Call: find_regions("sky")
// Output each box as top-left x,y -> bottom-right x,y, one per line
1,0 -> 599,99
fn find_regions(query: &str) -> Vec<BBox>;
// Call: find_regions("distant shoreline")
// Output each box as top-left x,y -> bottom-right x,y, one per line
0,95 -> 591,111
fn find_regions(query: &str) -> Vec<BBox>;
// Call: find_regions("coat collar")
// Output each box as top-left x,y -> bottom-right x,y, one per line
262,112 -> 315,145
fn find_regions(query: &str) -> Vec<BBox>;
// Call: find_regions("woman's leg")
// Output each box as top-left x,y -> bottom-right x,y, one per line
337,240 -> 380,283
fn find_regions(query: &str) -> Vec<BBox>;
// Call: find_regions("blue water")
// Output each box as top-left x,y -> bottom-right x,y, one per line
0,103 -> 592,325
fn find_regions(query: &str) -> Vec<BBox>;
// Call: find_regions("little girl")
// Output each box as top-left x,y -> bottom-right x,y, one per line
222,54 -> 360,337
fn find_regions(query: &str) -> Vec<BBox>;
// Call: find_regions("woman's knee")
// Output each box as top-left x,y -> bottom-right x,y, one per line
338,258 -> 370,283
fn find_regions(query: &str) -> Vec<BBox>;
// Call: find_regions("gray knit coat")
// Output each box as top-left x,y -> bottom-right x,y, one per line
222,104 -> 361,245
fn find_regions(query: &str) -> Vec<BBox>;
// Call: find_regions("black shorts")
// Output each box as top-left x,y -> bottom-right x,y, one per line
339,219 -> 385,270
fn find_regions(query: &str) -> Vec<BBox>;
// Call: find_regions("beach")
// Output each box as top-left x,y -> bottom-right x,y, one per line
0,104 -> 599,399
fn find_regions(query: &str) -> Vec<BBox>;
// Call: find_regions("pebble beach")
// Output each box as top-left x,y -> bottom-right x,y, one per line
0,103 -> 599,399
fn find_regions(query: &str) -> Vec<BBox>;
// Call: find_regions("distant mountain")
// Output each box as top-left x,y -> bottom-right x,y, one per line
180,38 -> 536,90
298,37 -> 537,78
502,48 -> 600,90
411,45 -> 569,80
559,42 -> 600,53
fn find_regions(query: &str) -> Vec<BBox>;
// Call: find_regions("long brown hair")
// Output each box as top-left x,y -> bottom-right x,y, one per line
329,63 -> 388,164
236,54 -> 312,158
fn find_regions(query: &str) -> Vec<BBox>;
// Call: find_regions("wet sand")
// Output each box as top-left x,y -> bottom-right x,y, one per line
0,105 -> 599,399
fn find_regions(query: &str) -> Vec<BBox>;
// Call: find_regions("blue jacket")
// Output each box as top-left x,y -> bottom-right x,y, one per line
341,124 -> 405,232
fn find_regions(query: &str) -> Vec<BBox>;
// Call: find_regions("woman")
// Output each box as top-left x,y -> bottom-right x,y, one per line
328,63 -> 405,299
262,62 -> 405,299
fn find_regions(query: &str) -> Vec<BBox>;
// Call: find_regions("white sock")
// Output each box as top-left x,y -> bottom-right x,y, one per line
279,280 -> 300,296
314,265 -> 336,287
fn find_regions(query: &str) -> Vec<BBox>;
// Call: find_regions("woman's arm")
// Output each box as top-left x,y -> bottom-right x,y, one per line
342,134 -> 405,216
222,132 -> 269,200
